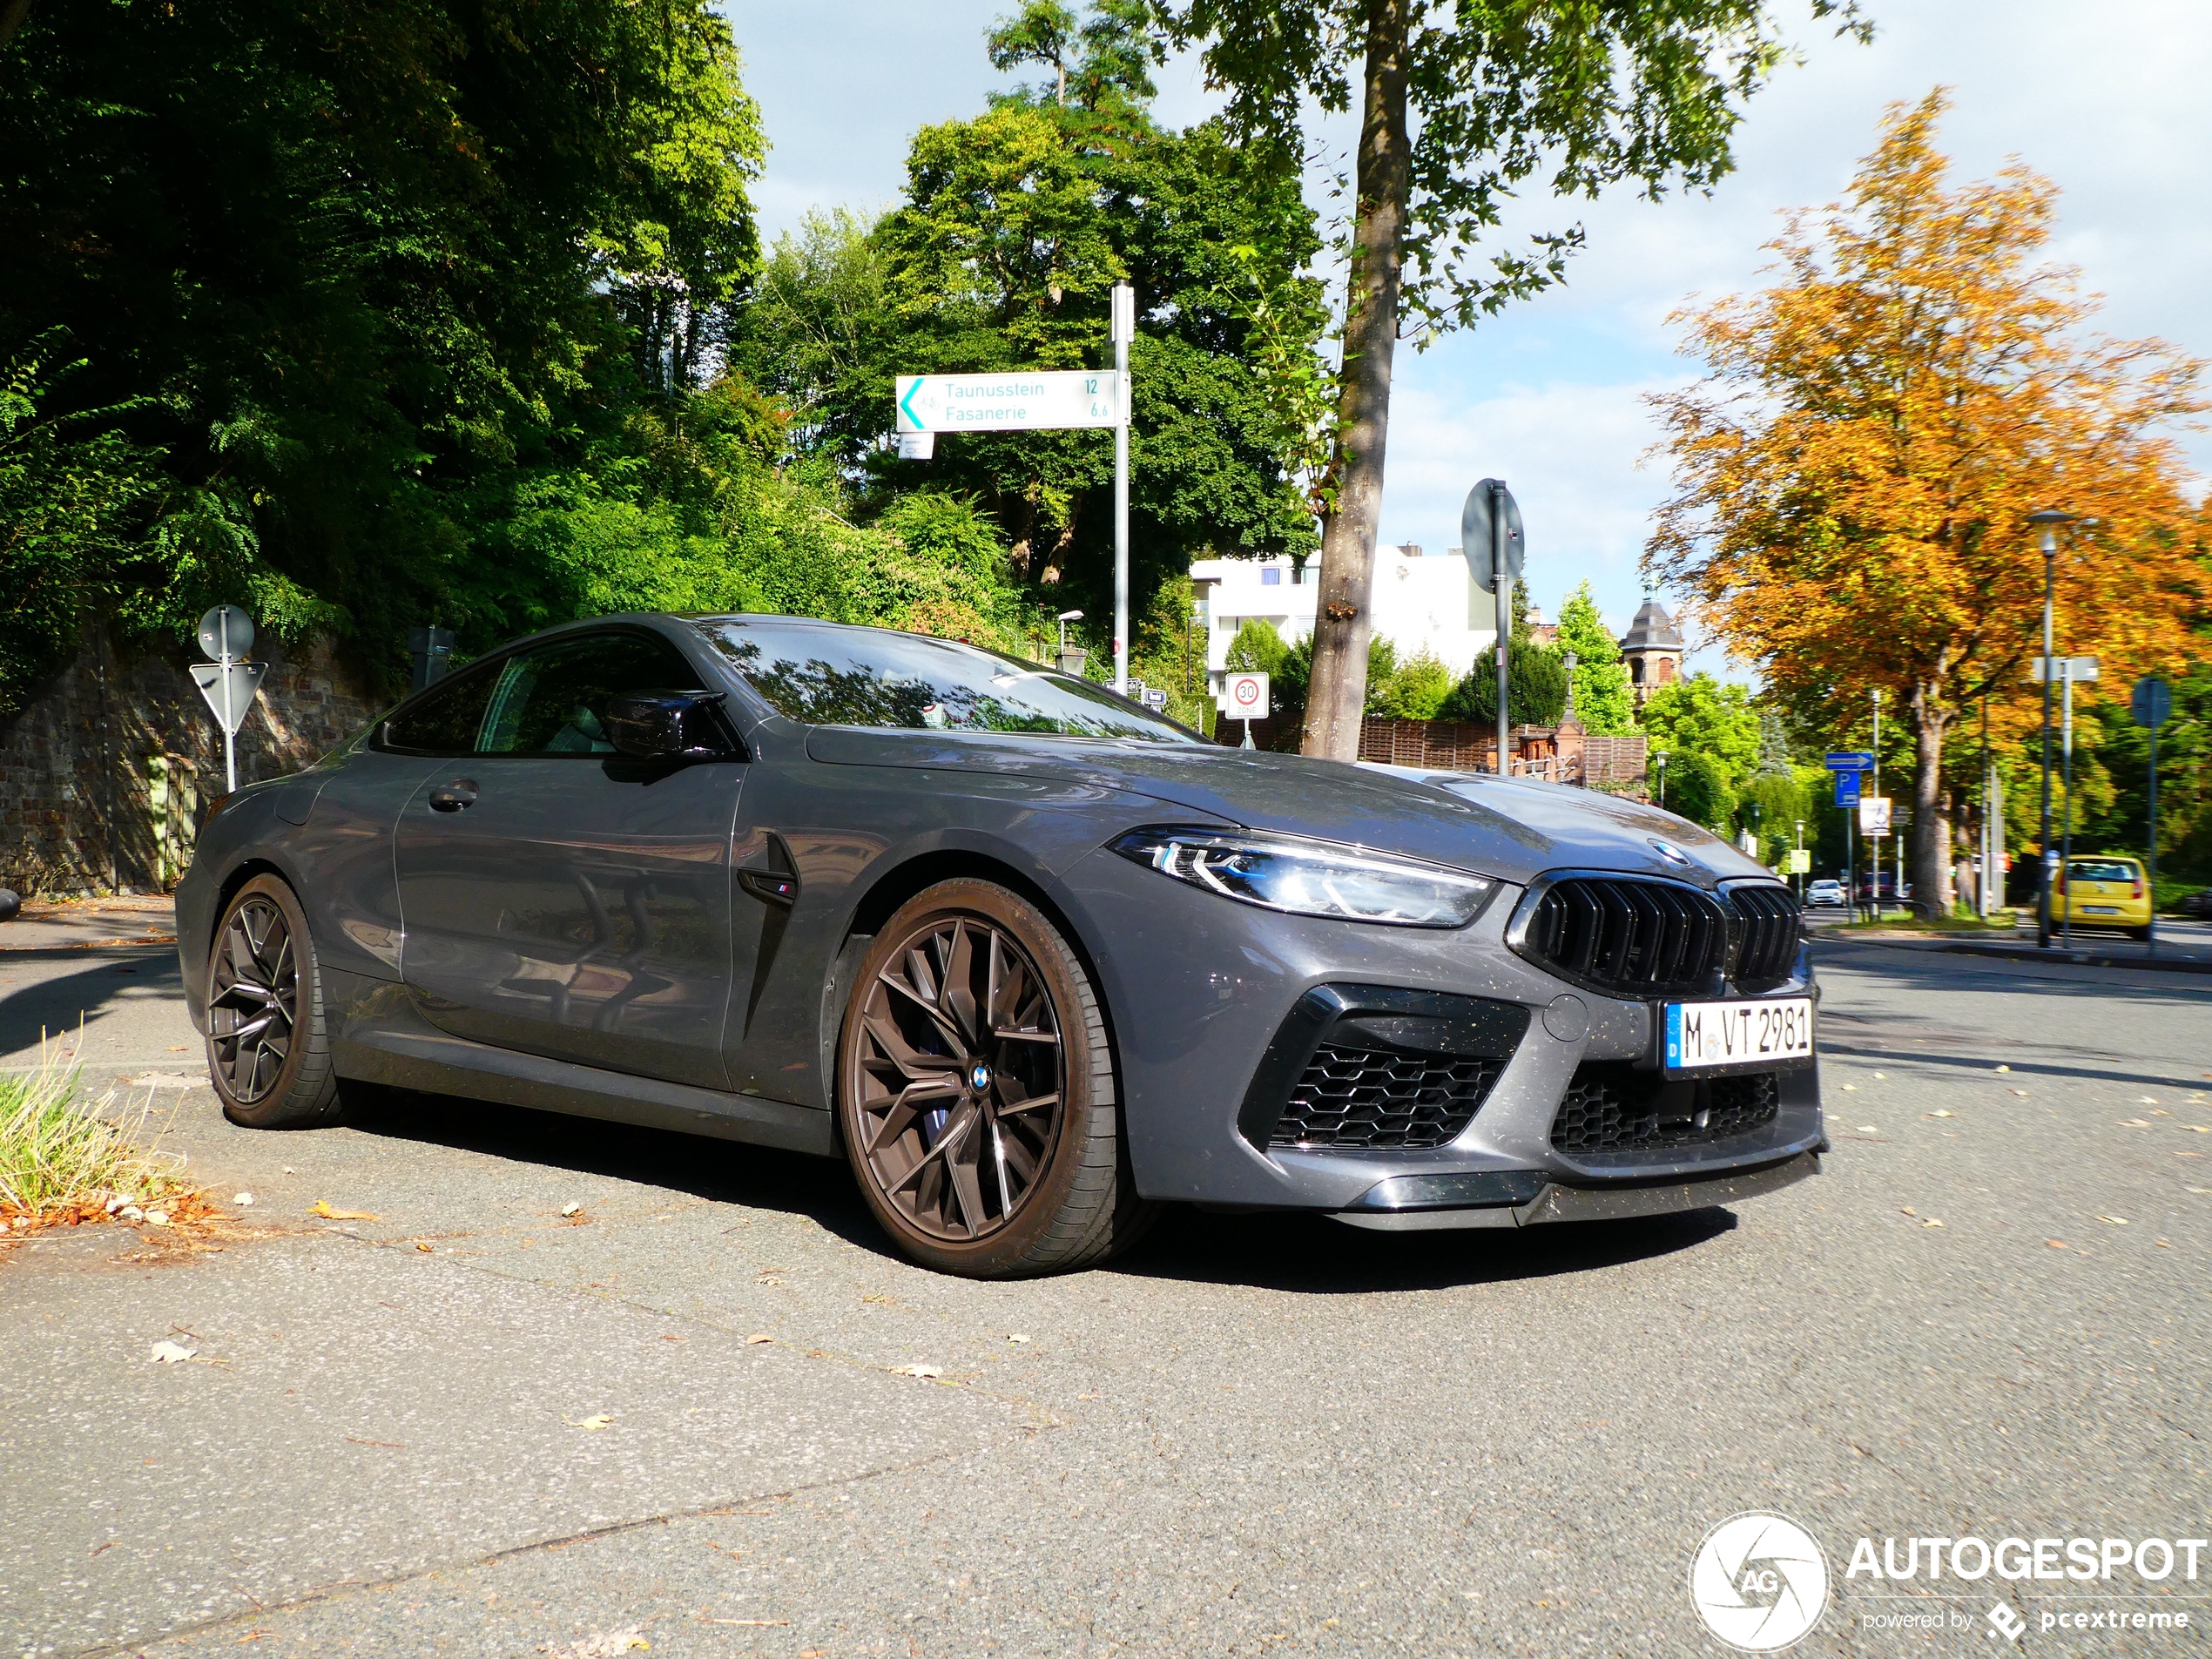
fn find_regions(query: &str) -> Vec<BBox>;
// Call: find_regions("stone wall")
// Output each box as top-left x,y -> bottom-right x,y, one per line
0,631 -> 382,896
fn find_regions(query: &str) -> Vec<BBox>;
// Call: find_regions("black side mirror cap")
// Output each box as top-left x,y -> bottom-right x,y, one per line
604,690 -> 733,759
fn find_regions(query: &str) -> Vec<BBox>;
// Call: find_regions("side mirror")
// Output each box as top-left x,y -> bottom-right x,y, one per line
604,690 -> 731,759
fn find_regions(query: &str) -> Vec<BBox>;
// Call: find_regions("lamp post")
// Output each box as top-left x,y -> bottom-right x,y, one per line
1654,750 -> 1669,811
1794,819 -> 1804,902
1056,608 -> 1086,677
2027,509 -> 2076,948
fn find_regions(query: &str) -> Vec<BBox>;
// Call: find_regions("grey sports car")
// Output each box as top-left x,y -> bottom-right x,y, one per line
177,612 -> 1824,1277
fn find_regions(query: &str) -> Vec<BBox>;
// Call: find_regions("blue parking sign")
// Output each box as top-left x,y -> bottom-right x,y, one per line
1834,769 -> 1862,806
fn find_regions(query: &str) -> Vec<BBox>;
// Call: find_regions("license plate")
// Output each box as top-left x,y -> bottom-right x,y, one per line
1663,997 -> 1814,1076
2082,905 -> 2121,915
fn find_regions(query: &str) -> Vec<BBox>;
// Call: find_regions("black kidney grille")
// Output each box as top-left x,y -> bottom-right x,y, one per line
1550,1063 -> 1780,1154
1519,878 -> 1730,997
1726,884 -> 1803,989
1272,1045 -> 1505,1150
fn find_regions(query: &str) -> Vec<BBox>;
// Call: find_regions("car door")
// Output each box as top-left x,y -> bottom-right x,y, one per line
389,627 -> 746,1090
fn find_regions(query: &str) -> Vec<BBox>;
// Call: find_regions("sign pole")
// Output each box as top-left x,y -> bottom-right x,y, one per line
2148,713 -> 2159,958
1111,284 -> 1133,698
2061,660 -> 2074,949
220,646 -> 237,792
1492,480 -> 1509,776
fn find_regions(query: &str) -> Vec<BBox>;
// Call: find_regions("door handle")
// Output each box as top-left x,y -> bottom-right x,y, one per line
428,779 -> 479,813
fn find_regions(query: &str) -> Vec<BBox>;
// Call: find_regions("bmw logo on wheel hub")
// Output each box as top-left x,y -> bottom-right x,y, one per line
969,1062 -> 993,1093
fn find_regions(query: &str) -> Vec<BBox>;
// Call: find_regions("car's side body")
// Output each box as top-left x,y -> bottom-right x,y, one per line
180,612 -> 1823,1227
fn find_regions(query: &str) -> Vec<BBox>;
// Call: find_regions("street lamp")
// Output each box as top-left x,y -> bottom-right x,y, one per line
2027,509 -> 2077,948
1794,818 -> 1805,901
1653,750 -> 1669,811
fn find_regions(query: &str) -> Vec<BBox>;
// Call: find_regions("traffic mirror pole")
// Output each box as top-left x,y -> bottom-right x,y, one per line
1492,480 -> 1509,775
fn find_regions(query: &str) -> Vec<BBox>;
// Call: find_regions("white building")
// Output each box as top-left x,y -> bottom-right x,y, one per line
1190,546 -> 1498,701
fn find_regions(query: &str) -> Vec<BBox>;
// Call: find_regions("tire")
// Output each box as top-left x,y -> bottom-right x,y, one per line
206,873 -> 342,1129
835,878 -> 1154,1278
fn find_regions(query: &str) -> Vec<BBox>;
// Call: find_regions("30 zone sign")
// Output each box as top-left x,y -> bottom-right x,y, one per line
1222,672 -> 1270,720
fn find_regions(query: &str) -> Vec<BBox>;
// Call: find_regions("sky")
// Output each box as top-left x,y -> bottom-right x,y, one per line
722,0 -> 2212,668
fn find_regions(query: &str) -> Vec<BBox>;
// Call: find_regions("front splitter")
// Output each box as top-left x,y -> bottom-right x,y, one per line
1331,1150 -> 1821,1232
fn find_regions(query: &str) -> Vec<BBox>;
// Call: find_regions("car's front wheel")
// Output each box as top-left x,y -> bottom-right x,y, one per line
206,874 -> 342,1129
835,878 -> 1152,1278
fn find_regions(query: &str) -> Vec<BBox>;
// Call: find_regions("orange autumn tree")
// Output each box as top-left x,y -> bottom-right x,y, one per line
1646,91 -> 2205,907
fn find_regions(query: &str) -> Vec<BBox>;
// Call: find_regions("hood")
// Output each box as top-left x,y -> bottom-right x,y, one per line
803,728 -> 1770,889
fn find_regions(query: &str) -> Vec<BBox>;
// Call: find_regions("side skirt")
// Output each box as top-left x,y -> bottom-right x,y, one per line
327,974 -> 834,1157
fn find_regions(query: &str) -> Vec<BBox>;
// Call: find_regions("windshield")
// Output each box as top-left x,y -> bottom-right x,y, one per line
698,618 -> 1204,744
2067,860 -> 2137,882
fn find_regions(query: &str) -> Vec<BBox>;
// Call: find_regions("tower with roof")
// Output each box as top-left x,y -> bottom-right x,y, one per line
1619,593 -> 1684,705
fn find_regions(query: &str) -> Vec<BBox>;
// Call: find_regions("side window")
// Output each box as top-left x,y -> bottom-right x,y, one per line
477,632 -> 706,757
381,660 -> 501,756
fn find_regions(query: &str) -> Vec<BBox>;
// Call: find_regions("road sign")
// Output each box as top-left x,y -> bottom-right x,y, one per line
1833,769 -> 1861,806
1459,479 -> 1526,597
197,605 -> 254,661
2132,676 -> 2173,727
189,660 -> 266,736
1140,688 -> 1169,711
1823,751 -> 1874,772
1784,848 -> 1811,874
2029,655 -> 2099,682
894,372 -> 1124,434
1221,671 -> 1270,720
1858,796 -> 1892,835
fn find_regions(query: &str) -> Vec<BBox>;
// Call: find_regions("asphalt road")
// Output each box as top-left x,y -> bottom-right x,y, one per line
3,909 -> 2209,1657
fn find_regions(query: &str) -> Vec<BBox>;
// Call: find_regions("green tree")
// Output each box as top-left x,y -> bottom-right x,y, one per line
1439,641 -> 1568,727
1656,748 -> 1735,832
0,0 -> 763,704
1554,582 -> 1635,734
1157,0 -> 1870,759
1639,674 -> 1764,783
1372,645 -> 1454,718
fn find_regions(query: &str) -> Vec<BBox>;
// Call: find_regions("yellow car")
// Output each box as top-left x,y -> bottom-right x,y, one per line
2057,855 -> 2153,938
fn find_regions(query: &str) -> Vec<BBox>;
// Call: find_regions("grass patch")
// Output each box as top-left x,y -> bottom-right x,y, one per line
1,1035 -> 189,1227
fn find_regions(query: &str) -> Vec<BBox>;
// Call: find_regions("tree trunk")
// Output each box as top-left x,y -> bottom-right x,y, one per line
1910,687 -> 1952,913
1299,0 -> 1411,760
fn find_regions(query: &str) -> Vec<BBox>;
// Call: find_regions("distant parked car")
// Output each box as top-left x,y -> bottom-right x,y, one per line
2057,855 -> 2151,939
1855,872 -> 1909,904
2173,888 -> 2212,920
1806,879 -> 1845,907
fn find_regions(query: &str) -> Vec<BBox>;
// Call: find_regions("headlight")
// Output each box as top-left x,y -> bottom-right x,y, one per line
1109,827 -> 1495,928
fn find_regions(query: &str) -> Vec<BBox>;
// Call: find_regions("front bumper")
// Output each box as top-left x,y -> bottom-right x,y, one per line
1060,846 -> 1823,1217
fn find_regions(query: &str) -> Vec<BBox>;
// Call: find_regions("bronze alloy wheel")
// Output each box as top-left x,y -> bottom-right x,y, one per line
206,874 -> 341,1128
837,879 -> 1153,1276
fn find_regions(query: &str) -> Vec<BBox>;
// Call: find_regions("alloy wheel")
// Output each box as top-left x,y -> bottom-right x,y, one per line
209,896 -> 297,1104
849,913 -> 1066,1242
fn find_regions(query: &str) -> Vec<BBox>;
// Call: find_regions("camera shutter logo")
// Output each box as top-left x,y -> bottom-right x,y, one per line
1689,1512 -> 1830,1651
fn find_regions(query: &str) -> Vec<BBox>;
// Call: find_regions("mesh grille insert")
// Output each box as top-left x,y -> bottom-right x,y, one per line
1517,877 -> 1730,997
1273,1045 -> 1505,1150
1550,1063 -> 1780,1155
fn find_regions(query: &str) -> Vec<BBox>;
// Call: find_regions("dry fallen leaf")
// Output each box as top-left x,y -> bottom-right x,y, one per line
1857,1124 -> 1878,1133
2185,1187 -> 2212,1196
2095,1215 -> 2129,1225
1007,1333 -> 1033,1344
150,1340 -> 196,1364
568,1414 -> 614,1431
2118,1119 -> 2153,1129
745,1332 -> 773,1345
1925,1110 -> 1955,1119
1922,1218 -> 1945,1229
2182,1125 -> 2212,1134
2142,1096 -> 2161,1105
415,1241 -> 434,1253
892,1364 -> 944,1379
1842,1084 -> 1858,1092
1900,1206 -> 1917,1217
1873,1071 -> 1885,1080
2011,1089 -> 2030,1097
1995,1064 -> 2011,1073
309,1201 -> 380,1221
2046,1239 -> 2068,1249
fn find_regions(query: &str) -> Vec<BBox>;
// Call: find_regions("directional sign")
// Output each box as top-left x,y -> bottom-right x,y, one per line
1459,479 -> 1526,597
2132,676 -> 2173,728
189,660 -> 267,735
2029,655 -> 2100,682
1221,671 -> 1269,720
894,372 -> 1124,433
1823,751 -> 1875,772
1833,769 -> 1861,806
197,604 -> 254,662
1858,796 -> 1892,835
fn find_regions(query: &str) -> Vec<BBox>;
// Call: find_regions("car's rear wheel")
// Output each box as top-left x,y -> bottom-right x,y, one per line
835,878 -> 1152,1278
206,874 -> 342,1129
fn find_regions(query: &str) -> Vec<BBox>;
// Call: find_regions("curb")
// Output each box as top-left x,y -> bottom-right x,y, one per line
1817,933 -> 2212,976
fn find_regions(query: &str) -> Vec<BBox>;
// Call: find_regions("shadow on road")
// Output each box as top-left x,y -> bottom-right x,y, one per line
0,949 -> 181,1059
341,1081 -> 1739,1291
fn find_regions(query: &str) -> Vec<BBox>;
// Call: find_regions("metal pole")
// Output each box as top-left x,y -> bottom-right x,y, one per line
2037,524 -> 2057,947
1979,693 -> 1992,920
220,651 -> 237,793
1111,284 -> 1133,698
1492,480 -> 1510,776
2060,662 -> 2074,949
1870,690 -> 1880,918
2148,716 -> 2159,958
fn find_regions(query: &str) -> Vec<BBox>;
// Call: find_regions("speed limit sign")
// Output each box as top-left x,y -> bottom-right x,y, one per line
1221,672 -> 1270,719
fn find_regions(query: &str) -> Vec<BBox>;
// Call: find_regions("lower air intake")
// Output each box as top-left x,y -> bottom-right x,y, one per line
1550,1064 -> 1779,1155
1273,1045 -> 1505,1150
